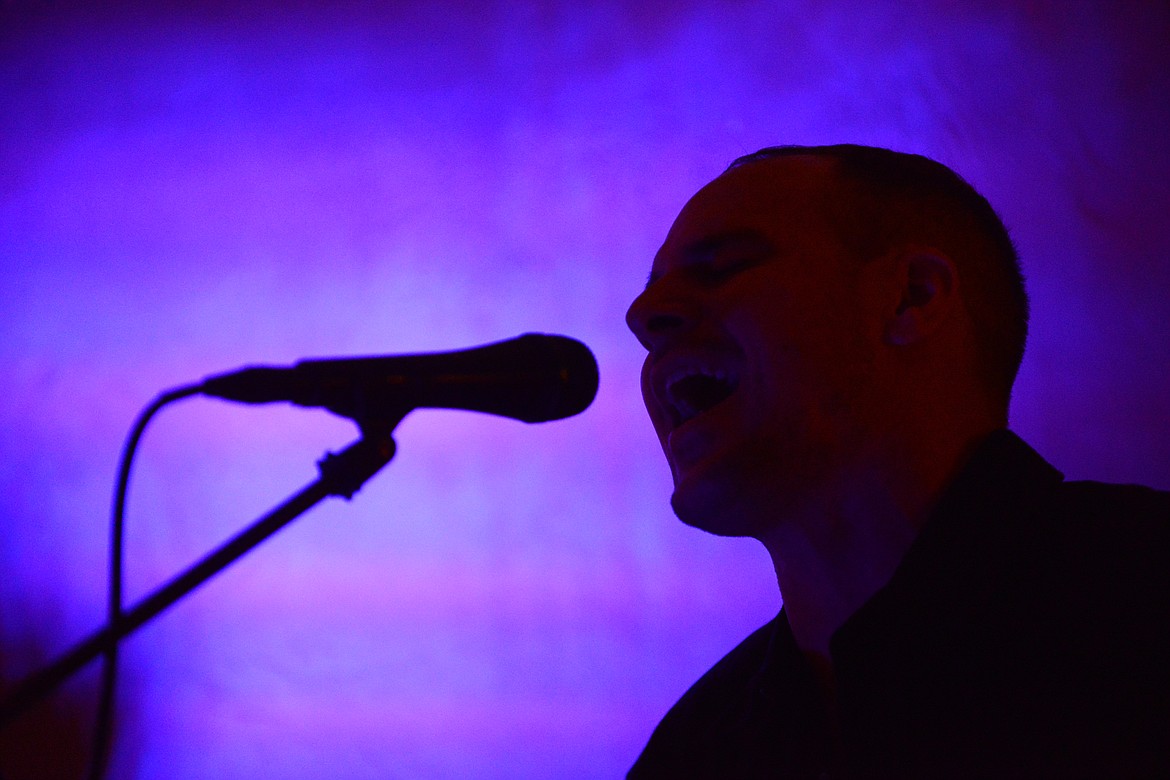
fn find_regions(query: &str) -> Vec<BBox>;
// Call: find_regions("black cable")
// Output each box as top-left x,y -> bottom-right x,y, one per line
87,385 -> 200,780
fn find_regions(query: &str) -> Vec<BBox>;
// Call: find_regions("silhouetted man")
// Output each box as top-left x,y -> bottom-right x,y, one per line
625,145 -> 1169,778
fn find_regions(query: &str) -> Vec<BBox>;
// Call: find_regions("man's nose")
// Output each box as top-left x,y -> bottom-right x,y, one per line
626,274 -> 700,352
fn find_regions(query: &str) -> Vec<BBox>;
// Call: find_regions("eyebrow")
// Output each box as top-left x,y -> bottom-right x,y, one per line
644,229 -> 774,290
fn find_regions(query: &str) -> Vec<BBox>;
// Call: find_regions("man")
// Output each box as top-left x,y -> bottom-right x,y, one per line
625,145 -> 1169,778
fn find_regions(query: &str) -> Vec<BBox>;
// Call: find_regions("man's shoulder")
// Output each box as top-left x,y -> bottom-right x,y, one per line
1039,477 -> 1170,577
949,431 -> 1169,575
1032,476 -> 1170,625
984,431 -> 1168,527
1049,477 -> 1170,526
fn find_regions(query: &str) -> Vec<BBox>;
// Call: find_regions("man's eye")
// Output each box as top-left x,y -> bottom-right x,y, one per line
696,256 -> 758,284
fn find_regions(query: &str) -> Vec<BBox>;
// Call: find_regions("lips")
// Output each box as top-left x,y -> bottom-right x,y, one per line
652,355 -> 740,429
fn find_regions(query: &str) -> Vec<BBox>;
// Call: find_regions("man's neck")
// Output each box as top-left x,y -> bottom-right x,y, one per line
760,429 -> 989,661
766,492 -> 922,662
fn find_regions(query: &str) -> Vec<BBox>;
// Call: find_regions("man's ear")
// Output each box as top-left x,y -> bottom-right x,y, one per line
885,249 -> 960,346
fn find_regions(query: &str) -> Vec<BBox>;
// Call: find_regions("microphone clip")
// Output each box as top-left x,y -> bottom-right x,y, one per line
317,426 -> 398,500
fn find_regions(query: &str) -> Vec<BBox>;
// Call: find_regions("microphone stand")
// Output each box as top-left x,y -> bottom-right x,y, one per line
0,426 -> 398,725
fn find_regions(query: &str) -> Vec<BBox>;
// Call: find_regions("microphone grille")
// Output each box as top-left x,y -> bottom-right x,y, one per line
532,334 -> 600,422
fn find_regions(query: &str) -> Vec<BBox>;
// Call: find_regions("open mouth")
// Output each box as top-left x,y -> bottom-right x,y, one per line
665,369 -> 737,427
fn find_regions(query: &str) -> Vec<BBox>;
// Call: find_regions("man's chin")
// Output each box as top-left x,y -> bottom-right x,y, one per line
669,472 -> 761,538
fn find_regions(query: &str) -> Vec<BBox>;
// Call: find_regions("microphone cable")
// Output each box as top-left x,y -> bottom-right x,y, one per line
88,384 -> 200,780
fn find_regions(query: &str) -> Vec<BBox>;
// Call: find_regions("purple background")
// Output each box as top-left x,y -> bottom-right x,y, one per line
2,2 -> 1167,777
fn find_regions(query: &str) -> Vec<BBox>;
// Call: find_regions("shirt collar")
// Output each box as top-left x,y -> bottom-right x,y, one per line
831,429 -> 1065,657
754,431 -> 1065,697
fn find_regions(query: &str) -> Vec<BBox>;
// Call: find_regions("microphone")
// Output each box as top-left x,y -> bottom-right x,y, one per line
199,333 -> 599,425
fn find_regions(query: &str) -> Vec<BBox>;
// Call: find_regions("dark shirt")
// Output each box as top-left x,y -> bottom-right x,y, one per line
629,431 -> 1170,778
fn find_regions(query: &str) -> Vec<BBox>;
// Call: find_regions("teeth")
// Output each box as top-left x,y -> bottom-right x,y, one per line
666,366 -> 729,389
662,365 -> 736,426
674,398 -> 701,424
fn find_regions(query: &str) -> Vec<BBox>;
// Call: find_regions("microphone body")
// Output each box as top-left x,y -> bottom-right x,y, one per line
199,333 -> 599,424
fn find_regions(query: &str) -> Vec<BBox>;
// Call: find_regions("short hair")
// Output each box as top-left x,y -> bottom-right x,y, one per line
728,144 -> 1029,409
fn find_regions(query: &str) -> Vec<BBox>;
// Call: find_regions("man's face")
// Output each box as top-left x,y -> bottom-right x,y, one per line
626,156 -> 884,537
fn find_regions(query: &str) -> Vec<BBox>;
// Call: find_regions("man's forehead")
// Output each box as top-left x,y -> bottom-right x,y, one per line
653,155 -> 839,263
695,154 -> 836,214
